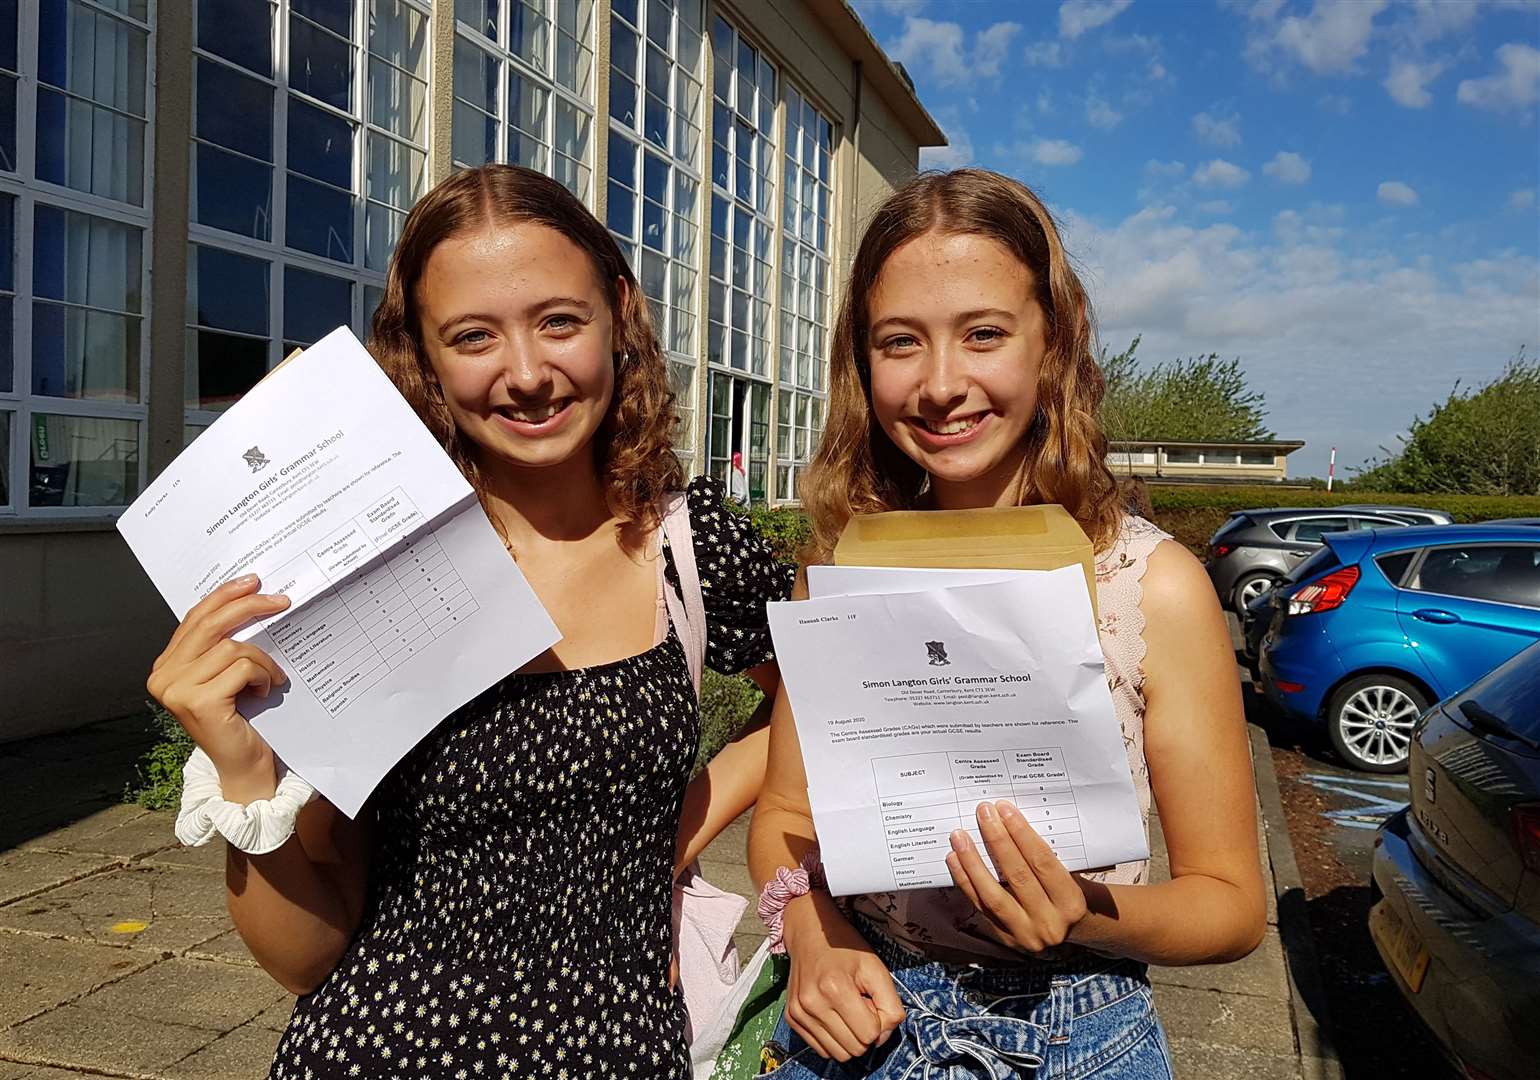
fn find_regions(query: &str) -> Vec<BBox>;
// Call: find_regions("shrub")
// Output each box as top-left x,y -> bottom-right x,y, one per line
697,669 -> 764,773
126,703 -> 195,810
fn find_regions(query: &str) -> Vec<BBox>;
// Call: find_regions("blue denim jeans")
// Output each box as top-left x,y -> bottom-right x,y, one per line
760,919 -> 1174,1080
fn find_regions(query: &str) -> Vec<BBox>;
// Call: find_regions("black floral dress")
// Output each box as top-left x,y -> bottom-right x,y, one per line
270,477 -> 793,1080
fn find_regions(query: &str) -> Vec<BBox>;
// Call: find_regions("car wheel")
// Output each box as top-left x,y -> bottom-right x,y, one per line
1231,572 -> 1278,613
1326,674 -> 1428,773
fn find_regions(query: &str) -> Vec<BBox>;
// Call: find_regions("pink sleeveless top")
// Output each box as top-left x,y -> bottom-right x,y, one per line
843,514 -> 1173,963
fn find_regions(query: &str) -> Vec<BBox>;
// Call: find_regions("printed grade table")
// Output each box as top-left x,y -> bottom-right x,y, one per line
267,490 -> 479,716
873,748 -> 1086,888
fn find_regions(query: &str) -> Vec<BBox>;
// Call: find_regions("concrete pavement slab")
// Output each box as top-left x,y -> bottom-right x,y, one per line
139,841 -> 225,873
0,864 -> 229,954
1153,983 -> 1300,1057
0,1064 -> 109,1079
182,928 -> 261,967
1150,926 -> 1291,999
0,1001 -> 216,1077
0,851 -> 120,907
162,1022 -> 283,1080
250,996 -> 297,1034
72,957 -> 289,1033
0,933 -> 158,1028
20,807 -> 177,862
1165,1040 -> 1304,1080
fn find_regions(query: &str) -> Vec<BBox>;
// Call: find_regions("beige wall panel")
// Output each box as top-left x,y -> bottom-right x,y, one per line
0,532 -> 172,742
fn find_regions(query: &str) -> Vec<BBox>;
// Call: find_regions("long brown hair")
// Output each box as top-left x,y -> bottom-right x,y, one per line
368,164 -> 682,529
801,168 -> 1122,560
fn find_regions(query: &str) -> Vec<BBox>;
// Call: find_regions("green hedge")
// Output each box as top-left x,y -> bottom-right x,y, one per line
126,704 -> 196,810
1147,485 -> 1540,553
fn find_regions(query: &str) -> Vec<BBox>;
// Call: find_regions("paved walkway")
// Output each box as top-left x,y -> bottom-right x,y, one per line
0,715 -> 1334,1078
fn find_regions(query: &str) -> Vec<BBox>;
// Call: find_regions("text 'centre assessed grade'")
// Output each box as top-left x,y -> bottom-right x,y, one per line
116,327 -> 560,817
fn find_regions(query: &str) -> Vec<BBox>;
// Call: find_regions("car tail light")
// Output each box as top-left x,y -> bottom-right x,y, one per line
1287,566 -> 1360,616
1512,804 -> 1540,874
1211,543 -> 1234,559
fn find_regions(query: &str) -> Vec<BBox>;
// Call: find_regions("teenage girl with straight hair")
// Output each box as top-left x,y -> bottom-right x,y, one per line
749,168 -> 1266,1079
149,165 -> 792,1079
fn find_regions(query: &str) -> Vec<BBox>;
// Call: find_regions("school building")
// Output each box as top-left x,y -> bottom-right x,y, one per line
0,0 -> 944,739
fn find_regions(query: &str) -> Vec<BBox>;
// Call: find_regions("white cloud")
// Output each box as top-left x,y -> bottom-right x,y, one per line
1377,180 -> 1419,206
1404,0 -> 1479,46
887,18 -> 1023,86
1318,92 -> 1353,114
1199,200 -> 1235,215
1457,43 -> 1540,112
922,112 -> 974,169
1024,40 -> 1067,67
1086,95 -> 1123,129
1384,57 -> 1448,108
1192,110 -> 1242,146
1059,0 -> 1134,40
1193,159 -> 1252,188
865,0 -> 928,15
1144,159 -> 1186,178
1263,151 -> 1312,184
1249,0 -> 1389,75
1028,139 -> 1085,166
1061,203 -> 1540,478
1510,188 -> 1537,210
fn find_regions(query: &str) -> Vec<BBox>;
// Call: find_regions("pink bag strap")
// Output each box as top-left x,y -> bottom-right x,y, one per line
659,491 -> 706,698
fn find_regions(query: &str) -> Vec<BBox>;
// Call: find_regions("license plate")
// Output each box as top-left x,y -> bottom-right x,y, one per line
1370,898 -> 1430,993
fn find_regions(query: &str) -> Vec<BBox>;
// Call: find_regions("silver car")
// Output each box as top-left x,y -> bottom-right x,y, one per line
1206,508 -> 1418,611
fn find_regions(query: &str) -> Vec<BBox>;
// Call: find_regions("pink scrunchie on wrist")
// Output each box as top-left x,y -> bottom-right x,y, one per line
757,850 -> 827,954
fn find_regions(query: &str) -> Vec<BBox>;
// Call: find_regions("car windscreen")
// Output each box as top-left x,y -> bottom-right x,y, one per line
1451,642 -> 1540,743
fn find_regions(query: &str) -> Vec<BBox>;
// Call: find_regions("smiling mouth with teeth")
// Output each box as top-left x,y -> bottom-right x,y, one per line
919,413 -> 985,436
501,400 -> 567,424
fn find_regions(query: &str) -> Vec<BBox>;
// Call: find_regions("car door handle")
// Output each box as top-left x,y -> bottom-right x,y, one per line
1413,608 -> 1461,624
1288,550 -> 1310,557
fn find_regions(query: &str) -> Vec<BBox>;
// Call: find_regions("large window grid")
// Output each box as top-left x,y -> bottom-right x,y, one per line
607,0 -> 702,454
0,1 -> 154,516
775,84 -> 832,503
187,0 -> 427,436
452,0 -> 595,204
706,15 -> 774,381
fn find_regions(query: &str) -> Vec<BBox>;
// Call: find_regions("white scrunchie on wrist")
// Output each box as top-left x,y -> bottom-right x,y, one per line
175,746 -> 317,854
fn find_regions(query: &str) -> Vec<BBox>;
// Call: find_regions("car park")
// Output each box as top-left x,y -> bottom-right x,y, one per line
1258,523 -> 1540,771
1207,507 -> 1412,613
1369,642 -> 1540,1080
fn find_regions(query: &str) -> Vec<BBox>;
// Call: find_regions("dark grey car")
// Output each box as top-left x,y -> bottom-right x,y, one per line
1206,508 -> 1412,612
1369,641 -> 1540,1080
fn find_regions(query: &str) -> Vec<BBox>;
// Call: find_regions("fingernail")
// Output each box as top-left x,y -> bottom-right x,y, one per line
996,800 -> 1020,821
950,829 -> 972,852
234,573 -> 257,587
978,802 -> 996,823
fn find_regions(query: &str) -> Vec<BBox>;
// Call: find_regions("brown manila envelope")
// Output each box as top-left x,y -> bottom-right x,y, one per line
832,503 -> 1099,621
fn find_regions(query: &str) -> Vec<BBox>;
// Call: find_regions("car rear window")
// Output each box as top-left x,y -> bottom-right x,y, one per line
1451,642 -> 1540,741
1375,550 -> 1416,586
1288,546 -> 1340,583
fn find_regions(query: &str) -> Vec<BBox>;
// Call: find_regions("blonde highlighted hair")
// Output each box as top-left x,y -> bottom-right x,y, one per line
801,168 -> 1122,560
368,165 -> 682,529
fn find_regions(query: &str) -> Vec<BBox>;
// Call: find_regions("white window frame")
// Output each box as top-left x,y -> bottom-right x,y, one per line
451,0 -> 596,205
185,0 -> 430,437
607,0 -> 703,460
0,0 -> 156,520
774,81 -> 833,505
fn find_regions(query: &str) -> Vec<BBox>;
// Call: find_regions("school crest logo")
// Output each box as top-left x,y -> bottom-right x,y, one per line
243,446 -> 271,473
925,640 -> 950,666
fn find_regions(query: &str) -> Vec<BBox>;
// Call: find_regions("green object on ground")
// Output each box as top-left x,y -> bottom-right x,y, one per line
708,952 -> 791,1080
125,704 -> 194,810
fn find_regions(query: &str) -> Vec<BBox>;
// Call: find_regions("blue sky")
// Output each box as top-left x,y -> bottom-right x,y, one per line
850,0 -> 1540,479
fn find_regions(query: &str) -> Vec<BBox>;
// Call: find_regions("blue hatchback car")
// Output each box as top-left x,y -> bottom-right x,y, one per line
1258,524 -> 1540,772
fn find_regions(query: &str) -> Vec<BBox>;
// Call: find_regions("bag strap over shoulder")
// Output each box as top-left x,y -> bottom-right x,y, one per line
659,490 -> 707,698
